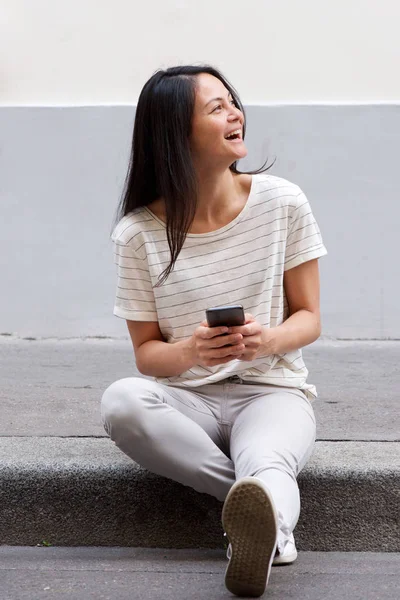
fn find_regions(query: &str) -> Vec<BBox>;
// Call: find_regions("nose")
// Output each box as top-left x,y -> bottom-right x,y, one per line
228,105 -> 243,124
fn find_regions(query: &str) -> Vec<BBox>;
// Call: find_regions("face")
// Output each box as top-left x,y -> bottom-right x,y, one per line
190,73 -> 247,167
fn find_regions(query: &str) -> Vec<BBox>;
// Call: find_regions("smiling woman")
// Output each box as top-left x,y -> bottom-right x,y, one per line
114,65 -> 272,284
190,73 -> 247,173
102,64 -> 327,598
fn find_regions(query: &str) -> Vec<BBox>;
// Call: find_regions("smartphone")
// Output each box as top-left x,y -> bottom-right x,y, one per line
206,305 -> 246,328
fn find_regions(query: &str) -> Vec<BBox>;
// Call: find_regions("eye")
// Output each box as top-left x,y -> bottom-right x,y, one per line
212,105 -> 222,113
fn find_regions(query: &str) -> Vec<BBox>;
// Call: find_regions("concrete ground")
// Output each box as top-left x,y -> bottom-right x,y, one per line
0,336 -> 399,599
0,336 -> 399,551
1,336 -> 399,440
1,547 -> 399,600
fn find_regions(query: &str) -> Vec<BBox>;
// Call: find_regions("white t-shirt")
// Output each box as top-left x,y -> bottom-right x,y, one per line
112,174 -> 327,400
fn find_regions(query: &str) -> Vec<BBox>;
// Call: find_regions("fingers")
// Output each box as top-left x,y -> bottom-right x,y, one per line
197,329 -> 244,350
202,337 -> 245,358
211,333 -> 243,348
198,323 -> 229,339
201,344 -> 246,366
218,343 -> 245,357
194,316 -> 261,367
193,323 -> 246,366
228,323 -> 256,336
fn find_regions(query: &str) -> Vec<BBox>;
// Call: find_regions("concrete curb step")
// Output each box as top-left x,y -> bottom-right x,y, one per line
0,438 -> 398,551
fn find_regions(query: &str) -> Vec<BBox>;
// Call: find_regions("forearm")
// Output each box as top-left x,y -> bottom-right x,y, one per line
268,309 -> 321,355
135,338 -> 196,377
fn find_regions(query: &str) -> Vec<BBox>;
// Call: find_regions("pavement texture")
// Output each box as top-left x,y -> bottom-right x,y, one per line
1,337 -> 399,440
0,337 -> 399,551
0,438 -> 398,550
1,547 -> 399,600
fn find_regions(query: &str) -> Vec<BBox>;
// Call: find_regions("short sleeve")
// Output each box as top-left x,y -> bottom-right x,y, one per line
113,240 -> 158,321
284,190 -> 327,271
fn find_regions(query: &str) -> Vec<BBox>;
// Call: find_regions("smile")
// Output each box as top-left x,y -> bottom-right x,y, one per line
225,129 -> 242,141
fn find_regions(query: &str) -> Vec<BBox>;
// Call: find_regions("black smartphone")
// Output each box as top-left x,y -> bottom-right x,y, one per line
206,305 -> 246,328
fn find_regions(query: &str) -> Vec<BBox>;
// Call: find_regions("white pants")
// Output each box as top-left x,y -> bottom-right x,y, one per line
101,375 -> 316,553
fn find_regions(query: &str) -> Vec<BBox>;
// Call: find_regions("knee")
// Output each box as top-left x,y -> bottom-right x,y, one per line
254,448 -> 301,480
101,377 -> 151,435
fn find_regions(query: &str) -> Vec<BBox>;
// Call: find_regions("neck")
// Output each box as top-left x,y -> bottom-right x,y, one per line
193,168 -> 238,224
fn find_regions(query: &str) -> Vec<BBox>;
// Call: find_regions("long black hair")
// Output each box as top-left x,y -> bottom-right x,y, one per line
116,65 -> 273,285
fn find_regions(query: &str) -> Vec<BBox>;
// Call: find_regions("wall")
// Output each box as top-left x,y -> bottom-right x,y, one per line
2,0 -> 400,105
1,1 -> 399,338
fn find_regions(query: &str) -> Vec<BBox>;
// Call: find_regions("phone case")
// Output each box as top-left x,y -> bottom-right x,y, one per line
206,305 -> 245,327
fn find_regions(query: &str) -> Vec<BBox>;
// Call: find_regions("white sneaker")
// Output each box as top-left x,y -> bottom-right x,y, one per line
222,477 -> 278,598
272,533 -> 298,565
226,533 -> 298,568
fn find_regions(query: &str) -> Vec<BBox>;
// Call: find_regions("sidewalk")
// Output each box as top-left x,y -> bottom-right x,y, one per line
1,547 -> 399,600
1,337 -> 398,440
0,337 -> 399,551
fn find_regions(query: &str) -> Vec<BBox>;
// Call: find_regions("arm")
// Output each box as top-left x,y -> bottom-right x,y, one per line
127,320 -> 245,378
127,320 -> 196,377
228,259 -> 322,359
270,258 -> 321,354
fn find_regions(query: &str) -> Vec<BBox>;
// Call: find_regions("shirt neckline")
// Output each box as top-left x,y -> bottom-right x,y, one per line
143,174 -> 256,238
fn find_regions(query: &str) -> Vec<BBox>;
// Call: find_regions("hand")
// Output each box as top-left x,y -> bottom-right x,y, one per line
227,314 -> 276,361
188,320 -> 246,368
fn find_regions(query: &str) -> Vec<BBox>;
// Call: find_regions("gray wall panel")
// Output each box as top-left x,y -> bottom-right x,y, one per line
241,106 -> 400,339
1,106 -> 399,338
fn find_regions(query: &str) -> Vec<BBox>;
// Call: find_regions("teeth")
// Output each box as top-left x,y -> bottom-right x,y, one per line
226,129 -> 241,139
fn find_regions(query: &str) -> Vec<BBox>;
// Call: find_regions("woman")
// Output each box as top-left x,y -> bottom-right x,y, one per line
101,65 -> 327,598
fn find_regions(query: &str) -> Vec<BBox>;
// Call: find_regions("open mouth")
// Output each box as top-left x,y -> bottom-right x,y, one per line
225,129 -> 242,141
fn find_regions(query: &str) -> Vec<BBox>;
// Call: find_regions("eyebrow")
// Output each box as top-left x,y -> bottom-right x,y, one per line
204,93 -> 233,108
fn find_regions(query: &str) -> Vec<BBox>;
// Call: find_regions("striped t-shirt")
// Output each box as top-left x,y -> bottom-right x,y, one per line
112,174 -> 327,400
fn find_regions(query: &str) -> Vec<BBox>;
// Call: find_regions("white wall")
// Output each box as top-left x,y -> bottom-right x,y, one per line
2,2 -> 399,339
2,0 -> 400,106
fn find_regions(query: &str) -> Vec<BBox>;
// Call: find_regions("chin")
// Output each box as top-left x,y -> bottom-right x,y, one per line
234,147 -> 248,160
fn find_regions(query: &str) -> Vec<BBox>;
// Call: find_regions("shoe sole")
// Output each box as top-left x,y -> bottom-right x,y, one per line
222,477 -> 278,598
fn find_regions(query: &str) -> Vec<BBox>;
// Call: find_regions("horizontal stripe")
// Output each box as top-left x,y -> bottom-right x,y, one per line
146,230 -> 287,268
137,205 -> 290,252
151,242 -> 286,283
111,173 -> 326,394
